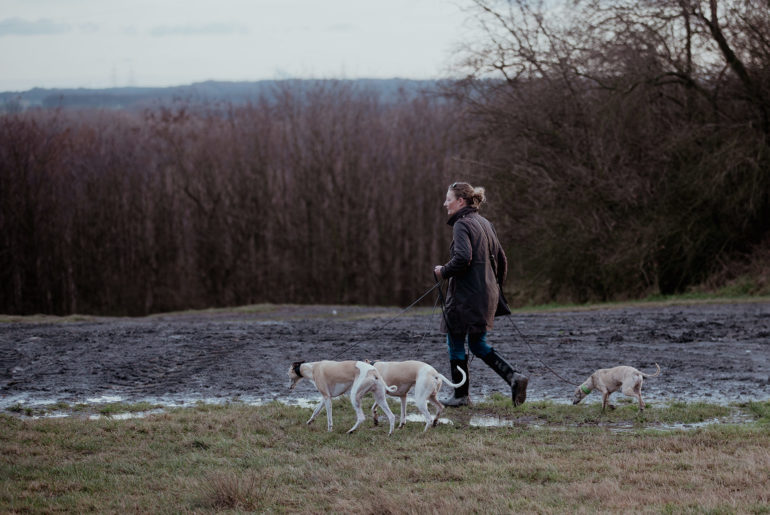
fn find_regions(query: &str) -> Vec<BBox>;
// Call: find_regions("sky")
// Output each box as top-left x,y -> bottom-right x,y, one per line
0,0 -> 472,92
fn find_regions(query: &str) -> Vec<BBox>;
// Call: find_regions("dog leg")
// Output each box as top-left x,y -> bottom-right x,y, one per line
601,391 -> 611,412
324,398 -> 334,432
307,399 -> 326,426
347,387 -> 368,434
622,380 -> 645,411
371,402 -> 379,426
414,396 -> 433,432
371,384 -> 395,435
399,396 -> 407,429
428,391 -> 444,427
410,382 -> 433,432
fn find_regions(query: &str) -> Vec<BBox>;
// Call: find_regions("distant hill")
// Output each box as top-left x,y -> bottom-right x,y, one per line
0,79 -> 444,112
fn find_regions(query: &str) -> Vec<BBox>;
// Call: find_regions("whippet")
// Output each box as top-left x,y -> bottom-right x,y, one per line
572,363 -> 661,411
371,360 -> 467,431
288,360 -> 397,434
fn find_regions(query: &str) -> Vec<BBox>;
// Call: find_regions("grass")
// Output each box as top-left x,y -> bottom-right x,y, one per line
513,293 -> 770,313
3,291 -> 770,324
2,400 -> 769,513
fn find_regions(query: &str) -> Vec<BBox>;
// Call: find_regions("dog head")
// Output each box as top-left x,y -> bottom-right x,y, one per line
572,382 -> 592,404
288,361 -> 306,390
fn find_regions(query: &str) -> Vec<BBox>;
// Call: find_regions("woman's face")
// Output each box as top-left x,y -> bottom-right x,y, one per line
444,189 -> 465,216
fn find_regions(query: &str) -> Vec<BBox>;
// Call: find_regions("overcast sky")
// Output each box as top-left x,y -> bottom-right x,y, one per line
0,0 -> 472,92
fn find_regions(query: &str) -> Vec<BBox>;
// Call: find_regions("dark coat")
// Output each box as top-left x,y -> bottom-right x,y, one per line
439,206 -> 508,334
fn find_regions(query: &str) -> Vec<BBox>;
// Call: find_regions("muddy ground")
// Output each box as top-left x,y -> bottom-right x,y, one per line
1,301 -> 769,411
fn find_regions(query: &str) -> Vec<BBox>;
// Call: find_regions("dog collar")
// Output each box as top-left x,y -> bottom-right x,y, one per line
292,361 -> 304,378
580,384 -> 592,395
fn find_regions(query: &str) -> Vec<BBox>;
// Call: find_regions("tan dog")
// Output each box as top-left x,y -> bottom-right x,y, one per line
370,360 -> 467,432
288,360 -> 397,434
572,363 -> 661,411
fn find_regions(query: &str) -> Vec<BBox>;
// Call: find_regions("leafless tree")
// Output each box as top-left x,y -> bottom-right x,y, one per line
451,0 -> 770,302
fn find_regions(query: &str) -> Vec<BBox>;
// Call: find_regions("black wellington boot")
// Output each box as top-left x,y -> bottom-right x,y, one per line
480,348 -> 528,406
442,358 -> 470,407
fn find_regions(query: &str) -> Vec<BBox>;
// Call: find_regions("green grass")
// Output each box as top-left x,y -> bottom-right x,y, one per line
512,293 -> 770,313
2,400 -> 769,513
4,291 -> 769,324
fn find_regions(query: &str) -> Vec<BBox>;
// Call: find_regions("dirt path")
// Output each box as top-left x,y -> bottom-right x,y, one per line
2,301 -> 769,410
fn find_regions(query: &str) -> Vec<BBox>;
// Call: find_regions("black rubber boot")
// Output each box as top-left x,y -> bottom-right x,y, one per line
443,358 -> 470,407
480,348 -> 528,406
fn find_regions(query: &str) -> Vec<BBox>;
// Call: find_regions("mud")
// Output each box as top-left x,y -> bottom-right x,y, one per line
1,301 -> 769,410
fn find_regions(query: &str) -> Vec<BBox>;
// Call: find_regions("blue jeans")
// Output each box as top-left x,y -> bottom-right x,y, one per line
446,332 -> 493,361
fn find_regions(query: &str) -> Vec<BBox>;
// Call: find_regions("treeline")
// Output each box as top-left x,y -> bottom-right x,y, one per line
3,0 -> 770,315
0,82 -> 458,315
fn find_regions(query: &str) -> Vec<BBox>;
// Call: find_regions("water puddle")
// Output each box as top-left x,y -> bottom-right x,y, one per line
404,413 -> 453,426
2,392 -> 761,430
88,409 -> 166,421
469,415 -> 516,427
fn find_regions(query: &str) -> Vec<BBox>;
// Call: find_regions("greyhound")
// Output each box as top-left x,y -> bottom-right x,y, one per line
572,363 -> 661,411
288,360 -> 397,434
370,360 -> 467,431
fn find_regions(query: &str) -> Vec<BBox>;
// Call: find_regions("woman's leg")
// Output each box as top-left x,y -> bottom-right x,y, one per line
444,333 -> 470,406
467,332 -> 493,357
469,333 -> 528,406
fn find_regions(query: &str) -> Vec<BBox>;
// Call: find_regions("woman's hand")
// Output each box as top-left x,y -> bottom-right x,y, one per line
433,266 -> 443,280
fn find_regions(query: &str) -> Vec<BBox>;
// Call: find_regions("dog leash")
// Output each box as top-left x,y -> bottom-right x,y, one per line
499,314 -> 579,386
434,275 -> 577,386
329,281 -> 442,360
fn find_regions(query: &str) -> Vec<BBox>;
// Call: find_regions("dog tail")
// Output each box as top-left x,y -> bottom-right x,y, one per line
642,363 -> 661,377
438,366 -> 467,389
375,372 -> 398,393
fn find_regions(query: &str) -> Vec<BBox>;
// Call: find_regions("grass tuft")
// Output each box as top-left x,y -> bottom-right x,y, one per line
196,470 -> 273,511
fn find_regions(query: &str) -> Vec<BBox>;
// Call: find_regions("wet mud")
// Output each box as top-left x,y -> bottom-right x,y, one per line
1,301 -> 769,410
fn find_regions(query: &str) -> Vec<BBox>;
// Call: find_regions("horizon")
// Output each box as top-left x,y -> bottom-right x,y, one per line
0,0 -> 471,93
0,76 -> 441,95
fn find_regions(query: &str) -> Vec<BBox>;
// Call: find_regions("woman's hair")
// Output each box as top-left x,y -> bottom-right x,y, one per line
449,182 -> 486,209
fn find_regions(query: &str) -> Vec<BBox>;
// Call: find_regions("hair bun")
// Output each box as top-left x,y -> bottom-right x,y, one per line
472,187 -> 486,206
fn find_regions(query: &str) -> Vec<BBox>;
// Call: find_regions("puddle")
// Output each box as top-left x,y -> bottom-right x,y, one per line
404,413 -> 453,426
86,395 -> 124,403
88,409 -> 166,421
469,415 -> 516,427
3,391 -> 763,430
31,411 -> 70,420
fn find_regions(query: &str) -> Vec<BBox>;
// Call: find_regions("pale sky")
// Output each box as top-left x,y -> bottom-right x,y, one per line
0,0 -> 472,92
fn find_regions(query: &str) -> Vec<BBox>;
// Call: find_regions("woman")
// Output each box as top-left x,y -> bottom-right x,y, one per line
433,182 -> 528,407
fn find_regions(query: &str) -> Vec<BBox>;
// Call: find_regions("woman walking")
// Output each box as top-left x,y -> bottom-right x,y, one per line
433,182 -> 528,407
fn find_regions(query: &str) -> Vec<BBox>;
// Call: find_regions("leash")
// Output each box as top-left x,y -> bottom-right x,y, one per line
435,276 -> 577,386
498,313 -> 579,386
329,281 -> 442,360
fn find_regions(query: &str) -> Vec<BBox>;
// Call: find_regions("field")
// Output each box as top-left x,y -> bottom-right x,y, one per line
1,300 -> 770,512
1,400 -> 769,513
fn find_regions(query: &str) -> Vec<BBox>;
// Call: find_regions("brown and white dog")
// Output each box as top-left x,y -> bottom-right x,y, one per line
370,360 -> 467,431
288,360 -> 397,434
572,363 -> 661,411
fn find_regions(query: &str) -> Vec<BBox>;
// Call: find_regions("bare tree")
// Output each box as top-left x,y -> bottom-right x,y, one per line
452,0 -> 770,302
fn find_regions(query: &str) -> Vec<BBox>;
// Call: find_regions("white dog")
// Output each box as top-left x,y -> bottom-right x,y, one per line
288,360 -> 397,434
572,363 -> 661,411
370,360 -> 467,431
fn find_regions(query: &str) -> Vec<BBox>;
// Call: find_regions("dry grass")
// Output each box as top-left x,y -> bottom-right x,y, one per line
1,401 -> 769,513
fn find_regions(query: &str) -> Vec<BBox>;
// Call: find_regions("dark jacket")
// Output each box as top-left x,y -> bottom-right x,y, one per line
440,206 -> 508,334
